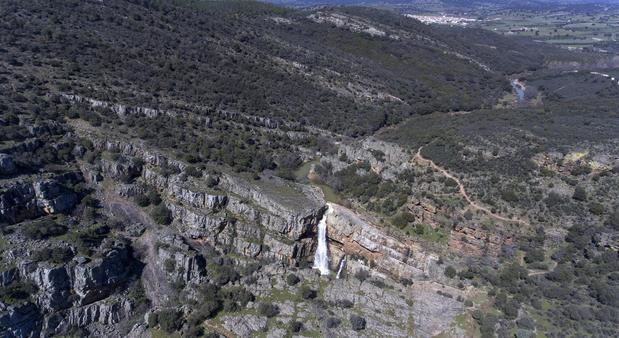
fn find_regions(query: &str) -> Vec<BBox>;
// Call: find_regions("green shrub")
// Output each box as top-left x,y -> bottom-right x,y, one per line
147,190 -> 162,205
286,273 -> 300,286
220,287 -> 254,308
572,186 -> 587,201
500,189 -> 519,202
400,277 -> 413,287
257,302 -> 279,318
298,285 -> 317,300
0,281 -> 37,304
391,212 -> 415,229
157,309 -> 183,333
151,204 -> 172,225
134,194 -> 150,207
185,165 -> 201,177
588,202 -> 605,216
524,249 -> 545,264
444,266 -> 457,279
164,258 -> 175,273
32,247 -> 74,264
209,265 -> 240,286
22,219 -> 67,240
288,321 -> 303,333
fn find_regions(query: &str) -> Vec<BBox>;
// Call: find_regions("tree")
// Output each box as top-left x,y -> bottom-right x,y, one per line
257,303 -> 279,318
298,285 -> 317,300
286,273 -> 300,286
151,204 -> 172,225
288,321 -> 303,333
572,186 -> 587,201
444,266 -> 457,279
157,309 -> 183,333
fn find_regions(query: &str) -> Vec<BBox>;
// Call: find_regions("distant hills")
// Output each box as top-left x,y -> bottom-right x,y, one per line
264,0 -> 619,9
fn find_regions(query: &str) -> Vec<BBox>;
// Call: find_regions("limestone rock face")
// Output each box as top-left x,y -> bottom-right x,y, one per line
33,179 -> 78,215
156,235 -> 206,284
326,203 -> 439,280
0,267 -> 17,287
327,137 -> 413,180
0,176 -> 78,224
448,224 -> 513,257
0,302 -> 41,338
168,203 -> 228,238
222,314 -> 268,337
62,297 -> 132,328
0,153 -> 16,175
19,263 -> 72,311
73,240 -> 132,306
220,174 -> 325,241
100,156 -> 143,181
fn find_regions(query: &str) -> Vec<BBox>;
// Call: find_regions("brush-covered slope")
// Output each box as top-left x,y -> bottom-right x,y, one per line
1,0 -> 578,136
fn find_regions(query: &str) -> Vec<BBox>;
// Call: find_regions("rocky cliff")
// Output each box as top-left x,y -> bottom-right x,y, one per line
326,203 -> 441,280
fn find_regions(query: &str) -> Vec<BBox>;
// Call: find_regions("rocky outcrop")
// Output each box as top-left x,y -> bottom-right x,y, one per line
409,281 -> 467,337
0,268 -> 17,287
61,297 -> 132,328
100,156 -> 143,181
326,203 -> 440,280
4,239 -> 137,337
408,197 -> 441,228
0,153 -> 16,175
222,314 -> 268,337
328,137 -> 413,180
156,235 -> 206,284
168,203 -> 228,238
0,176 -> 78,224
168,184 -> 228,210
220,174 -> 325,241
33,179 -> 78,215
39,296 -> 133,336
19,263 -> 72,311
263,233 -> 314,264
73,240 -> 133,306
448,224 -> 513,257
0,302 -> 41,338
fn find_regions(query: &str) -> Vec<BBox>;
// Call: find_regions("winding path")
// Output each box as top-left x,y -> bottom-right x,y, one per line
413,147 -> 530,227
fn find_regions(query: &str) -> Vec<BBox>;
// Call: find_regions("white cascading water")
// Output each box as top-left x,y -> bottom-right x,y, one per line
336,255 -> 347,279
313,207 -> 330,276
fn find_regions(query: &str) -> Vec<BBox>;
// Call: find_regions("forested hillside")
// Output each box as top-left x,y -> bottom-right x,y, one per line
1,1 -> 617,337
1,0 -> 579,135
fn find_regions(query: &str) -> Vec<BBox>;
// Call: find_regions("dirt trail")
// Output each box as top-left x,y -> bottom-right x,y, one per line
101,192 -> 175,307
413,147 -> 530,227
527,260 -> 558,277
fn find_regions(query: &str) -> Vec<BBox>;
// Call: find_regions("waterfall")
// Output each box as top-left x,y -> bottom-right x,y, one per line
336,255 -> 347,279
313,207 -> 330,276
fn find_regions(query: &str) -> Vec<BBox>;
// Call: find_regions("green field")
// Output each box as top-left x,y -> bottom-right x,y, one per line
472,8 -> 619,51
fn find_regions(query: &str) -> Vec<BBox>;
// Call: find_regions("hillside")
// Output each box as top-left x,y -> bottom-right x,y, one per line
1,0 -> 582,136
0,1 -> 617,338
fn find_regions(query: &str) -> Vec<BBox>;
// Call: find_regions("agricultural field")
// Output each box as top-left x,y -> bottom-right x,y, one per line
472,7 -> 619,52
